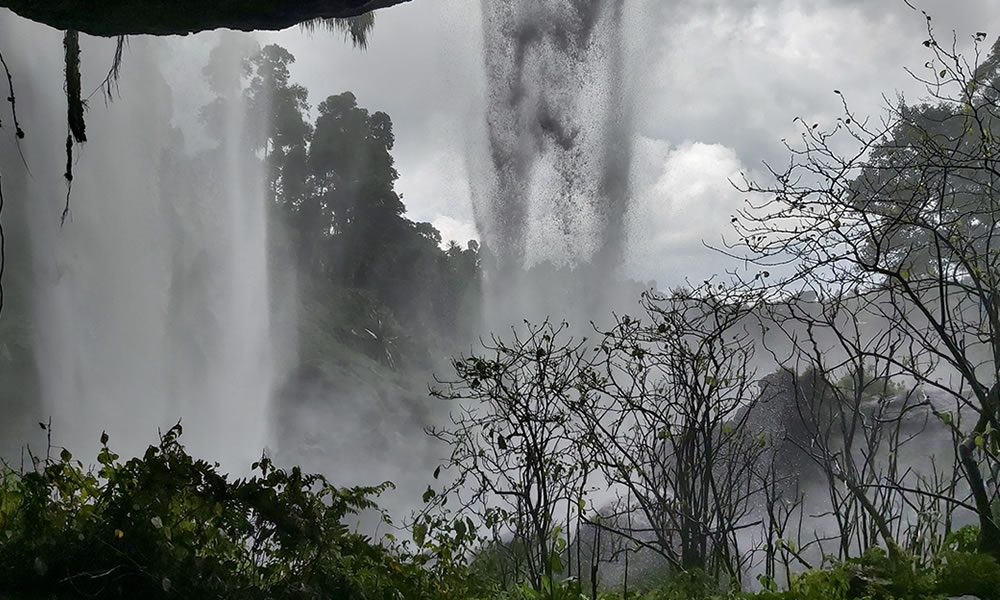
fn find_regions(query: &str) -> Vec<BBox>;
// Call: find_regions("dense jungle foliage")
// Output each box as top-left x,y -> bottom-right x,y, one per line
0,427 -> 997,599
241,43 -> 483,370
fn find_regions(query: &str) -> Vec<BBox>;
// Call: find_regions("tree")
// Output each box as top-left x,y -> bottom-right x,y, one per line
755,292 -> 941,565
731,26 -> 1000,559
243,44 -> 483,354
245,44 -> 312,203
422,282 -> 775,587
422,321 -> 594,591
574,282 -> 768,581
308,91 -> 407,289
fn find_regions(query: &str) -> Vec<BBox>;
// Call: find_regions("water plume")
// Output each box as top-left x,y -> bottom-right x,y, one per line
472,0 -> 643,332
476,0 -> 634,273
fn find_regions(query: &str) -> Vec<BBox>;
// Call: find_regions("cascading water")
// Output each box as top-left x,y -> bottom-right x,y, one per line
0,17 -> 276,468
474,0 -> 640,326
478,0 -> 633,267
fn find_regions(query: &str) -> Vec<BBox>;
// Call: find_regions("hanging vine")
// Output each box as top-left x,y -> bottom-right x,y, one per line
0,49 -> 24,140
92,35 -> 126,103
0,48 -> 18,315
62,30 -> 85,225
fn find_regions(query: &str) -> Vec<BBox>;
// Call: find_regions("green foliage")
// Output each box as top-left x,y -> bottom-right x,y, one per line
934,547 -> 1000,599
942,525 -> 981,554
744,543 -> 1000,600
510,576 -> 584,600
640,569 -> 731,600
839,547 -> 934,599
833,366 -> 905,402
0,426 -> 439,600
2,426 -> 998,600
243,43 -> 482,364
779,567 -> 850,600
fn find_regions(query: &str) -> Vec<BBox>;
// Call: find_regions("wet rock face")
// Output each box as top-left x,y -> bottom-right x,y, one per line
748,368 -> 957,492
0,0 -> 412,36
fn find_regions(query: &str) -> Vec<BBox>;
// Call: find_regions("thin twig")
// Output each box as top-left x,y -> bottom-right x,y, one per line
0,171 -> 6,316
0,48 -> 24,140
0,47 -> 31,175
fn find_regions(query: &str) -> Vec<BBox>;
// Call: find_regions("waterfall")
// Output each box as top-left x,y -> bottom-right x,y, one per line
0,16 -> 276,469
476,0 -> 633,269
474,0 -> 641,327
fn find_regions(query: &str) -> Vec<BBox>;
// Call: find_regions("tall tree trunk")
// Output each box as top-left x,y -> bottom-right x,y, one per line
959,383 -> 1000,560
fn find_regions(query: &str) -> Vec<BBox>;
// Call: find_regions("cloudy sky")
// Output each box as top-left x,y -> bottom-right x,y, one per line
258,0 -> 1000,288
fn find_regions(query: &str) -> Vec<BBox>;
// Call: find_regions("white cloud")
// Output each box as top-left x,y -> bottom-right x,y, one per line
396,146 -> 472,211
432,215 -> 479,246
625,139 -> 748,288
638,0 -> 1000,167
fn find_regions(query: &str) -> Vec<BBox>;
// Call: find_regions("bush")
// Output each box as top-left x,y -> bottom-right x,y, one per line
0,425 -> 436,600
4,427 -> 998,600
935,549 -> 1000,600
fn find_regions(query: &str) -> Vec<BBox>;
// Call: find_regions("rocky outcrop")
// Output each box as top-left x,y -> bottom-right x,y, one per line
0,0 -> 413,36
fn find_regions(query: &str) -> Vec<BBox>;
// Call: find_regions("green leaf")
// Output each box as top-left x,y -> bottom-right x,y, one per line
413,523 -> 427,547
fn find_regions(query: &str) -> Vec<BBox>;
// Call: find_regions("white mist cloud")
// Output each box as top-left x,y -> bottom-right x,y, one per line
625,139 -> 748,288
395,145 -> 475,224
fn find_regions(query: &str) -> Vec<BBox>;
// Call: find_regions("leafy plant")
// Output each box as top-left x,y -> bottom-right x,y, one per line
0,425 -> 436,600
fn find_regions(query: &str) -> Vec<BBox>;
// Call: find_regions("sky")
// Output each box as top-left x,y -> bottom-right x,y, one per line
258,0 -> 1000,289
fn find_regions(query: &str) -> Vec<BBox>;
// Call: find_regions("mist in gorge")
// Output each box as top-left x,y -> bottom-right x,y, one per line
2,0 -> 1000,599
